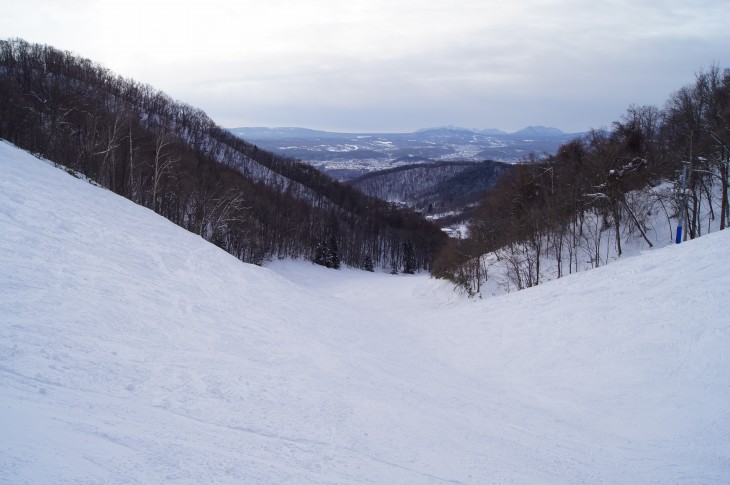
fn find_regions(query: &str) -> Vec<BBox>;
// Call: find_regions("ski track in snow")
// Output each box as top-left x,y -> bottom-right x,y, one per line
1,140 -> 729,484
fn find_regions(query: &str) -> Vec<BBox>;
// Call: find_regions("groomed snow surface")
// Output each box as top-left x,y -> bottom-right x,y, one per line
1,140 -> 729,484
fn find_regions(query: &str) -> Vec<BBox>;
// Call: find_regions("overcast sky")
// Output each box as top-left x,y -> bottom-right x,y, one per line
3,0 -> 728,133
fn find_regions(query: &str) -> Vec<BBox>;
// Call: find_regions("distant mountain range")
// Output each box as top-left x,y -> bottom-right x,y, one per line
230,126 -> 584,180
415,125 -> 568,137
234,125 -> 570,139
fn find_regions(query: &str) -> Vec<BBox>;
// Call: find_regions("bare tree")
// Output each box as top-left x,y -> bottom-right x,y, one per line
151,128 -> 178,211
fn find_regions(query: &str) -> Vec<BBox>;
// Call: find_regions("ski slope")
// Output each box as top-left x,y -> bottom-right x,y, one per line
1,140 -> 729,483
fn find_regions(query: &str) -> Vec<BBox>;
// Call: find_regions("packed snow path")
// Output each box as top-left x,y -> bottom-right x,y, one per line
1,140 -> 729,483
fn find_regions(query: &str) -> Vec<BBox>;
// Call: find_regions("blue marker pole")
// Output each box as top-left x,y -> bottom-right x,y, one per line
675,163 -> 688,244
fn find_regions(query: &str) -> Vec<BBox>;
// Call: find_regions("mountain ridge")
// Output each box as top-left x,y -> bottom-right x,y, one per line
232,125 -> 575,138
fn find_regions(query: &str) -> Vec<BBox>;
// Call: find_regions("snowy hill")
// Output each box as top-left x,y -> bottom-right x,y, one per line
1,140 -> 729,483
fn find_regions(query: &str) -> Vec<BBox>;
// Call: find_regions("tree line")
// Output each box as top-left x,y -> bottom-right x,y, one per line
434,65 -> 730,294
0,39 -> 446,272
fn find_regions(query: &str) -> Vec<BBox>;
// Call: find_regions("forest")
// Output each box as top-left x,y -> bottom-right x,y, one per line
348,160 -> 513,218
1,39 -> 727,287
0,39 -> 446,272
434,65 -> 730,294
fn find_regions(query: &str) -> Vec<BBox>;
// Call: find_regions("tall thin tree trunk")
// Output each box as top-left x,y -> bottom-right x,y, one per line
722,155 -> 729,230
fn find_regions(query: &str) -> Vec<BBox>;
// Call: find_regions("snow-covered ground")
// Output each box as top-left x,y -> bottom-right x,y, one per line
1,140 -> 729,484
464,178 -> 726,298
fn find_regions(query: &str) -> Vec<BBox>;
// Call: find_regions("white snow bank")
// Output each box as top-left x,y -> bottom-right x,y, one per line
1,140 -> 729,484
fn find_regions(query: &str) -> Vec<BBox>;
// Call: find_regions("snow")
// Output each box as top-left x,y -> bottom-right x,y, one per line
467,178 -> 726,298
1,140 -> 729,483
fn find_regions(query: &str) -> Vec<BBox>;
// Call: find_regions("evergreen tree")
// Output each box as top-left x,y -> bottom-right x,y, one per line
402,240 -> 416,274
362,254 -> 374,272
328,234 -> 341,269
314,240 -> 330,267
314,235 -> 340,269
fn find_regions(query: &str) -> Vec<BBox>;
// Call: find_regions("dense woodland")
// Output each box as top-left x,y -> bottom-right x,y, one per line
0,39 -> 446,272
434,65 -> 730,294
348,160 -> 513,218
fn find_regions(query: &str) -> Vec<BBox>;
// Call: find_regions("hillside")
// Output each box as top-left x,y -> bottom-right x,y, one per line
348,160 -> 513,219
0,39 -> 446,272
2,142 -> 729,483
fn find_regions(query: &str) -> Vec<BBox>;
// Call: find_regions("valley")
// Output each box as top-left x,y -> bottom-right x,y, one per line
2,141 -> 728,484
230,126 -> 583,180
